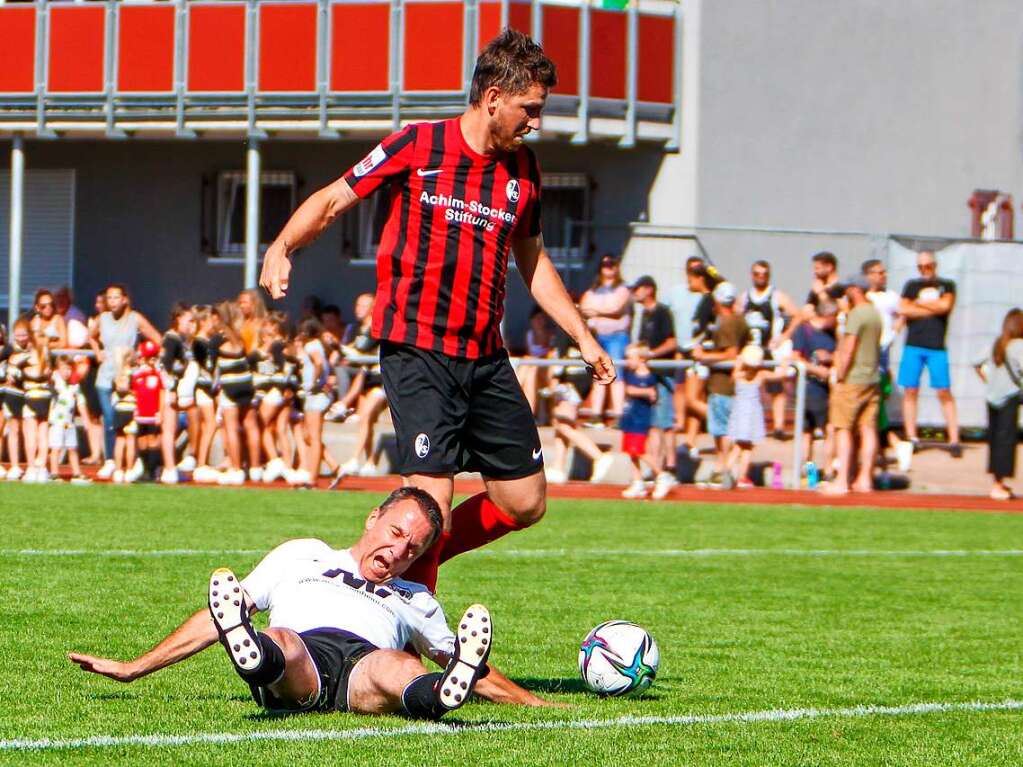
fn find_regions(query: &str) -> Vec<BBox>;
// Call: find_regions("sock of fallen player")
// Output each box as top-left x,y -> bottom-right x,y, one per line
228,632 -> 287,687
400,673 -> 448,720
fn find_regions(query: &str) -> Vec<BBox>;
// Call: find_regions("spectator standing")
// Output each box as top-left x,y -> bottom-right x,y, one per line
237,289 -> 267,354
861,259 -> 901,372
679,262 -> 719,455
54,286 -> 87,329
90,284 -> 161,479
691,281 -> 749,485
579,254 -> 632,424
48,355 -> 89,483
724,345 -> 770,489
791,300 -> 839,477
738,260 -> 800,439
76,291 -> 107,465
897,250 -> 960,456
824,276 -> 883,495
974,308 -> 1023,501
620,345 -> 659,499
30,289 -> 67,349
630,275 -> 678,499
516,306 -> 555,415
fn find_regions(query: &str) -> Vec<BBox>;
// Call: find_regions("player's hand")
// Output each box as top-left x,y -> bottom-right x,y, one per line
68,652 -> 139,683
259,241 -> 292,300
579,335 -> 615,385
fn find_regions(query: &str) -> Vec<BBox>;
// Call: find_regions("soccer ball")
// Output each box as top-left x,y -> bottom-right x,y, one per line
578,620 -> 659,696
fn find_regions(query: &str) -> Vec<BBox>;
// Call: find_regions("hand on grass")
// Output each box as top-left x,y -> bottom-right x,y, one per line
68,652 -> 138,683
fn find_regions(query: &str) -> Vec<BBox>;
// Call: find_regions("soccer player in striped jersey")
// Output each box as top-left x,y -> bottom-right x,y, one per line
260,30 -> 614,590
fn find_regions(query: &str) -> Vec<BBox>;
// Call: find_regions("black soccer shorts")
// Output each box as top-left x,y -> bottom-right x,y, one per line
380,341 -> 544,479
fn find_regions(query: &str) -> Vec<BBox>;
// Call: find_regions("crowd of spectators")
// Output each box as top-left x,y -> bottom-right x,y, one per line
0,245 -> 1018,501
0,284 -> 385,487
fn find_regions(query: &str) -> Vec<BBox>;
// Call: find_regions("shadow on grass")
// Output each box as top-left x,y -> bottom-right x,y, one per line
515,677 -> 661,701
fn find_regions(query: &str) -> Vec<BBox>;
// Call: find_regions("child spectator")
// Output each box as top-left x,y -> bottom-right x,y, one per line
133,340 -> 164,481
111,349 -> 138,483
724,345 -> 769,489
48,355 -> 90,484
620,345 -> 659,499
20,326 -> 52,483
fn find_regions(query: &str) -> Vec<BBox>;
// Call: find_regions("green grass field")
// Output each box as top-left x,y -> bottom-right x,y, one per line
2,484 -> 1022,765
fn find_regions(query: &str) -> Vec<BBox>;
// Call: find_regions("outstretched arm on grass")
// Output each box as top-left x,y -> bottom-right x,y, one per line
68,607 -> 224,683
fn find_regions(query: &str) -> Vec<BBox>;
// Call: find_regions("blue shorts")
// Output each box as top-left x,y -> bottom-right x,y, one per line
897,345 -> 951,390
708,393 -> 733,437
651,377 -> 675,430
596,331 -> 630,364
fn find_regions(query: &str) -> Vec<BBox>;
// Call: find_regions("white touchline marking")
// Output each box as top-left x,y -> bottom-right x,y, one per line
1,699 -> 1020,752
3,548 -> 1023,558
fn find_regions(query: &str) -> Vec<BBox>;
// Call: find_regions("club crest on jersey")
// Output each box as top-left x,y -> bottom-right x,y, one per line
415,433 -> 431,459
506,178 -> 520,203
353,144 -> 387,178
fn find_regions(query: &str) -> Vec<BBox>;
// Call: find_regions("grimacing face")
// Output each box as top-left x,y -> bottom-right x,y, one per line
355,500 -> 436,583
486,83 -> 548,152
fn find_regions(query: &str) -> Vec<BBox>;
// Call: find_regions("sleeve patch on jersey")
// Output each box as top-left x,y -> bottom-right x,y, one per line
353,144 -> 388,178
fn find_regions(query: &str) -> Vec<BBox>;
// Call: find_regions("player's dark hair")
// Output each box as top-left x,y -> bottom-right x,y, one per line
469,29 -> 557,106
298,317 -> 323,340
861,258 -> 882,274
168,301 -> 191,331
105,282 -> 130,298
379,487 -> 444,548
811,251 -> 837,269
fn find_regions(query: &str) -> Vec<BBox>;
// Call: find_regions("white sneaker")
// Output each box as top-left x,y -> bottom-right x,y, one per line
177,455 -> 197,473
590,453 -> 615,484
6,466 -> 23,482
287,468 -> 311,486
358,462 -> 380,477
621,480 -> 649,499
0,466 -> 6,480
192,465 -> 218,483
126,459 -> 144,483
248,467 -> 263,483
97,460 -> 116,480
113,470 -> 125,484
545,467 -> 568,484
70,475 -> 93,485
339,458 -> 362,477
262,458 -> 286,483
160,468 -> 179,485
21,467 -> 37,483
34,467 -> 50,484
218,469 -> 245,486
651,471 -> 679,500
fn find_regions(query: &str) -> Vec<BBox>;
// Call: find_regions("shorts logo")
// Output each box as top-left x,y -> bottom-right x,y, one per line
506,179 -> 520,203
414,433 -> 431,459
353,144 -> 388,178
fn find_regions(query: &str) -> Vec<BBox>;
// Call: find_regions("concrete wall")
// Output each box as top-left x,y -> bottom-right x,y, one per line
643,0 -> 1023,298
4,136 -> 662,345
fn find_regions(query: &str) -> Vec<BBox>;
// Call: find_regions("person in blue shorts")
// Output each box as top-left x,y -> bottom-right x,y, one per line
896,250 -> 960,457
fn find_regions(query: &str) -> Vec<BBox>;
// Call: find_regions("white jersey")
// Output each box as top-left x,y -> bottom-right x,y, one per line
241,539 -> 455,659
867,289 -> 900,350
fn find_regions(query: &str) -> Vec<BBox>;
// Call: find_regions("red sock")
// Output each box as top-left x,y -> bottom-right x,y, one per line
402,530 -> 451,593
439,492 -> 524,565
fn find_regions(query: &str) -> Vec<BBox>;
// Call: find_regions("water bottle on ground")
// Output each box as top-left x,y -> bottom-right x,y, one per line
771,461 -> 784,489
805,461 -> 819,489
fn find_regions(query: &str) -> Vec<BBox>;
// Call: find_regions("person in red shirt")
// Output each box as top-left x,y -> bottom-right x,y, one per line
260,30 -> 614,590
132,340 -> 164,481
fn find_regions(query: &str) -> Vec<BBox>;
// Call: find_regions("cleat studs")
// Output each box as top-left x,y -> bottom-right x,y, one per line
460,624 -> 466,630
476,648 -> 484,656
460,637 -> 466,643
233,587 -> 240,593
227,576 -> 234,581
455,694 -> 462,702
471,631 -> 477,637
213,580 -> 219,586
460,682 -> 467,690
243,639 -> 250,647
443,688 -> 451,697
233,644 -> 240,652
233,600 -> 240,606
217,612 -> 224,619
250,652 -> 257,659
239,657 -> 246,665
212,591 -> 218,597
467,612 -> 473,618
213,601 -> 219,608
481,616 -> 488,623
482,627 -> 489,633
482,639 -> 488,645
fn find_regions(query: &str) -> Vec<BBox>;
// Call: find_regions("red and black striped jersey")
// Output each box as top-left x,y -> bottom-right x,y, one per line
343,118 -> 542,359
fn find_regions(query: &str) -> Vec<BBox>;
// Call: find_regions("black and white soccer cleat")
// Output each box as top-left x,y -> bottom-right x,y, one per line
438,603 -> 492,710
208,567 -> 261,671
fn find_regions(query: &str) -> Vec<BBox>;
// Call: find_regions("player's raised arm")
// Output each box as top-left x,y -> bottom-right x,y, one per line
68,607 -> 222,683
260,176 -> 360,300
512,234 -> 615,385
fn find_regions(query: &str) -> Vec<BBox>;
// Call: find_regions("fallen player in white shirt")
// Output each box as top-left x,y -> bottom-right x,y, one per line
69,487 -> 551,718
